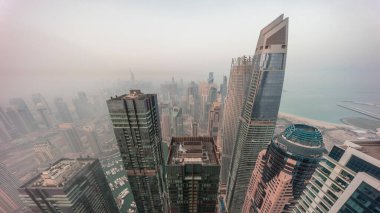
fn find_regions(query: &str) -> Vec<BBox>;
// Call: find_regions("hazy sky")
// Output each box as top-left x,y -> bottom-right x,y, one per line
1,0 -> 380,103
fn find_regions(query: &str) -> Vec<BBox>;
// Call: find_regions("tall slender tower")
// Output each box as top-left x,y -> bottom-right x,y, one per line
242,124 -> 325,213
226,15 -> 289,212
220,56 -> 254,189
107,90 -> 167,213
9,98 -> 38,132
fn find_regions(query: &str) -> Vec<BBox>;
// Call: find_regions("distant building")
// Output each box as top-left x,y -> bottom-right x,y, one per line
208,100 -> 222,152
19,158 -> 119,212
242,124 -> 325,213
293,140 -> 380,213
54,97 -> 73,123
226,15 -> 289,212
32,93 -> 55,128
192,122 -> 198,137
0,162 -> 23,212
161,107 -> 172,143
83,126 -> 102,155
0,106 -> 18,142
220,75 -> 228,102
59,123 -> 83,153
73,92 -> 93,120
34,141 -> 56,165
8,98 -> 38,133
167,137 -> 220,213
171,106 -> 184,137
107,90 -> 167,213
220,55 -> 254,188
208,72 -> 214,84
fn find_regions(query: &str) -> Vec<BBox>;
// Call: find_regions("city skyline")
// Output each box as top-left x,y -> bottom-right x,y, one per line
1,1 -> 380,103
0,1 -> 380,212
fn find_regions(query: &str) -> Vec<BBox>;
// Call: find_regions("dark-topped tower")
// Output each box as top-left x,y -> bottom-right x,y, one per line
107,90 -> 167,213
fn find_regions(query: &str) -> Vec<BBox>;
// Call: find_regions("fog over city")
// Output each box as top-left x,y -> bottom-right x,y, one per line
1,1 -> 380,213
1,0 -> 380,103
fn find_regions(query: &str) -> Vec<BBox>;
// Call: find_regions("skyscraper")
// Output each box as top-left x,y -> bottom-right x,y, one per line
73,92 -> 93,120
32,93 -> 55,128
0,106 -> 18,142
208,72 -> 214,84
107,90 -> 167,213
167,137 -> 220,213
293,140 -> 380,213
171,106 -> 184,137
83,126 -> 102,155
34,141 -> 56,165
208,100 -> 221,150
54,97 -> 73,123
226,15 -> 289,212
9,98 -> 38,132
243,124 -> 325,212
0,162 -> 23,212
59,123 -> 83,153
19,158 -> 119,212
220,75 -> 228,102
220,56 -> 254,189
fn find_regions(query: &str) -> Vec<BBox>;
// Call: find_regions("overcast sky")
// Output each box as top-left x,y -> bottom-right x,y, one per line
1,0 -> 380,103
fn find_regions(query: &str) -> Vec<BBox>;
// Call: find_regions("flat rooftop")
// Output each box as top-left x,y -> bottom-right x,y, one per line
168,137 -> 219,165
108,90 -> 152,101
342,140 -> 380,160
23,158 -> 94,188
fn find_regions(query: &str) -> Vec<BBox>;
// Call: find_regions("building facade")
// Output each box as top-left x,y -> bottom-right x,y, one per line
242,124 -> 325,213
172,106 -> 184,137
167,137 -> 220,213
18,158 -> 118,213
59,123 -> 83,153
107,90 -> 167,213
293,140 -> 380,213
220,55 -> 254,189
226,15 -> 289,212
83,126 -> 102,155
0,162 -> 23,212
54,97 -> 73,123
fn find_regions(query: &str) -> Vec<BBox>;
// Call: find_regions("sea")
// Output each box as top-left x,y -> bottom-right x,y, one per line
279,69 -> 380,124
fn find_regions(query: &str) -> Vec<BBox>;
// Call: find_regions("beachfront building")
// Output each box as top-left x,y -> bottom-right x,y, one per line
293,140 -> 380,213
166,137 -> 220,213
242,124 -> 325,213
226,15 -> 289,212
107,90 -> 167,213
19,158 -> 118,213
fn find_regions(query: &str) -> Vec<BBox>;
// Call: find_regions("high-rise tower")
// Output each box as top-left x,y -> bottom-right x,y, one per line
226,15 -> 289,212
242,124 -> 325,212
19,158 -> 119,212
8,98 -> 38,132
293,140 -> 380,213
220,56 -> 254,189
167,137 -> 220,213
59,123 -> 83,153
171,106 -> 184,137
54,97 -> 73,123
107,90 -> 167,213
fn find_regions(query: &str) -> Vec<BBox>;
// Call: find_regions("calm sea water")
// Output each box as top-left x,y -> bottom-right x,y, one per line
279,70 -> 380,124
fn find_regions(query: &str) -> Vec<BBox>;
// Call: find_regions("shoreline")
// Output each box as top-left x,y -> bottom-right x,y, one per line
278,112 -> 353,130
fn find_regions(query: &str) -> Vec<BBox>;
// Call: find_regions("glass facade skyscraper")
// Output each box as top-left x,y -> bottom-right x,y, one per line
226,15 -> 289,212
107,90 -> 167,213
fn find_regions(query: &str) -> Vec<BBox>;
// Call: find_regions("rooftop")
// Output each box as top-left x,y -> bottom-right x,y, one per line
341,140 -> 380,160
23,158 -> 94,188
108,90 -> 151,101
168,137 -> 218,165
275,124 -> 325,158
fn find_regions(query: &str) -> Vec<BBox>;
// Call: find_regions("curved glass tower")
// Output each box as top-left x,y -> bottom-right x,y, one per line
242,124 -> 325,213
226,15 -> 289,212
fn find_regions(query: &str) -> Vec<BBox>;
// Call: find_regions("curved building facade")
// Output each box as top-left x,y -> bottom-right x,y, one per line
242,124 -> 325,213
